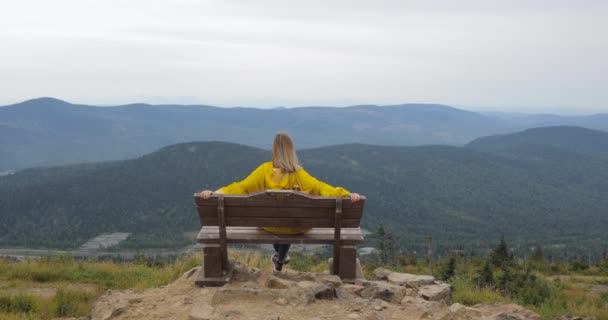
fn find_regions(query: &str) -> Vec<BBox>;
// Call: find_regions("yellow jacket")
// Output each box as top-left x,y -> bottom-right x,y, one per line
219,161 -> 350,234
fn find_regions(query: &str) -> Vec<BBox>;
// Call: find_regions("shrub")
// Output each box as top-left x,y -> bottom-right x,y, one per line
0,293 -> 37,313
52,289 -> 93,317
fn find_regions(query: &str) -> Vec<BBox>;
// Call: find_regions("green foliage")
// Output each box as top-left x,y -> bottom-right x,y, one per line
450,276 -> 506,306
0,254 -> 201,290
372,224 -> 398,266
2,139 -> 608,252
0,294 -> 37,313
491,236 -> 512,268
477,259 -> 494,288
438,256 -> 457,281
570,259 -> 590,272
52,289 -> 93,317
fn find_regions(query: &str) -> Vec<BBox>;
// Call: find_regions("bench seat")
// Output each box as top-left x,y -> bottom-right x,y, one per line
197,226 -> 364,245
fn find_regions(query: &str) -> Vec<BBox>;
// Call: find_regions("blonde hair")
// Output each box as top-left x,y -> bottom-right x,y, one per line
271,132 -> 301,173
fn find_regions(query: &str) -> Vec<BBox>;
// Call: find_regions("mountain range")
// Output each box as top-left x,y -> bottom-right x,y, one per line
1,97 -> 607,171
1,125 -> 607,256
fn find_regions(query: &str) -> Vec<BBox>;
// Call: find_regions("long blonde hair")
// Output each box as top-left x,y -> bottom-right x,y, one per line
271,132 -> 301,173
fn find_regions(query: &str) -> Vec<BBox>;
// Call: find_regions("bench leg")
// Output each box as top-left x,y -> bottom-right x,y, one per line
338,245 -> 357,282
203,244 -> 223,278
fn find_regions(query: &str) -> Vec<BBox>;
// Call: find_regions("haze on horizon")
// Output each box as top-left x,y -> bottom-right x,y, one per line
1,0 -> 607,114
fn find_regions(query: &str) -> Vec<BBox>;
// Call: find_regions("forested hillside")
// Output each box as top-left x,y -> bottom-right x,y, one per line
2,98 -> 608,171
2,132 -> 608,253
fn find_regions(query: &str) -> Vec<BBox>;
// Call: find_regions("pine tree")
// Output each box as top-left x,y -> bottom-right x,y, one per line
491,235 -> 511,268
478,258 -> 494,288
373,224 -> 397,265
439,256 -> 457,281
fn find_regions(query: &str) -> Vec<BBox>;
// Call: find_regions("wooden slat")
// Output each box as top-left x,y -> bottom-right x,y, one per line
197,226 -> 364,245
194,190 -> 366,209
197,206 -> 363,219
201,217 -> 361,228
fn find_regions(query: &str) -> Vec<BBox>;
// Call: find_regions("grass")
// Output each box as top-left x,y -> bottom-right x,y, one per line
2,253 -> 608,320
450,276 -> 507,306
0,254 -> 201,320
0,254 -> 200,290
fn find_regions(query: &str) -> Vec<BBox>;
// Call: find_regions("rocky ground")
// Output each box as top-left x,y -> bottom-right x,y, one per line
88,262 -> 541,320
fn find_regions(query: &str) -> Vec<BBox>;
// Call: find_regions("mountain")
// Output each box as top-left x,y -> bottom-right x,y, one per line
1,139 -> 607,252
0,98 -> 512,171
3,98 -> 607,172
467,126 -> 608,158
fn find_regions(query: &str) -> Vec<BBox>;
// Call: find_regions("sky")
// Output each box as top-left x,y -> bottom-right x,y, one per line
0,0 -> 607,113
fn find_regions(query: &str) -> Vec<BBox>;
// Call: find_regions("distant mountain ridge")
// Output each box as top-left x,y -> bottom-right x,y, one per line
1,126 -> 607,253
2,97 -> 607,171
468,126 -> 608,158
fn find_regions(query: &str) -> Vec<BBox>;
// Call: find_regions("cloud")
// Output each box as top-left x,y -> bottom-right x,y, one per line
0,0 -> 607,112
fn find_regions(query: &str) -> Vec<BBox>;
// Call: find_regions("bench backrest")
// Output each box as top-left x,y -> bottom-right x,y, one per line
194,190 -> 365,228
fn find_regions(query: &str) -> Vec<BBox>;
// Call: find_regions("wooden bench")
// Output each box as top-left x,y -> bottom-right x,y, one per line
193,189 -> 366,286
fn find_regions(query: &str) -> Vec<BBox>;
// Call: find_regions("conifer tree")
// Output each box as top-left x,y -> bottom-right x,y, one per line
478,258 -> 494,288
491,235 -> 511,268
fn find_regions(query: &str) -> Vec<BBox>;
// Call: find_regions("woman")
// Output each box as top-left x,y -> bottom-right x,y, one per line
200,132 -> 361,271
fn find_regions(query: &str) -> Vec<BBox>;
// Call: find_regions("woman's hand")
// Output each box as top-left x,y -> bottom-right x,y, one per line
199,190 -> 214,199
349,193 -> 361,203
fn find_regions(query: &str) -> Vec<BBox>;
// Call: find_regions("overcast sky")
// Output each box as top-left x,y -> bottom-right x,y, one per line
1,0 -> 607,113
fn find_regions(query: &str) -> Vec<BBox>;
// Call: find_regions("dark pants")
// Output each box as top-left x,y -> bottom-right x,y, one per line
273,244 -> 291,263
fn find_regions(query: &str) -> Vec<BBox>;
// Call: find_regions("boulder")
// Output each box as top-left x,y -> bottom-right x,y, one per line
418,283 -> 451,304
231,261 -> 261,282
372,268 -> 392,280
340,284 -> 365,295
358,281 -> 405,303
448,303 -> 482,320
265,275 -> 296,289
313,284 -> 337,300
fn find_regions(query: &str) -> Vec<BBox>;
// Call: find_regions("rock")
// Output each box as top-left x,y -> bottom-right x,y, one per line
182,267 -> 201,280
183,297 -> 193,305
128,297 -> 143,304
418,283 -> 451,304
392,303 -> 431,319
224,310 -> 242,318
91,298 -> 128,320
266,275 -> 296,289
189,304 -> 214,320
336,288 -> 357,300
273,270 -> 316,282
297,281 -> 319,289
315,274 -> 343,287
232,261 -> 261,282
372,268 -> 392,280
448,303 -> 482,319
275,298 -> 289,306
285,286 -> 316,305
387,273 -> 435,286
358,281 -> 405,304
348,313 -> 361,319
313,284 -> 337,300
341,284 -> 365,295
212,288 -> 282,304
401,296 -> 427,305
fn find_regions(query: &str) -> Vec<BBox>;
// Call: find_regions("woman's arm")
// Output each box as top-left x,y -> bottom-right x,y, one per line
199,163 -> 267,199
298,169 -> 361,203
